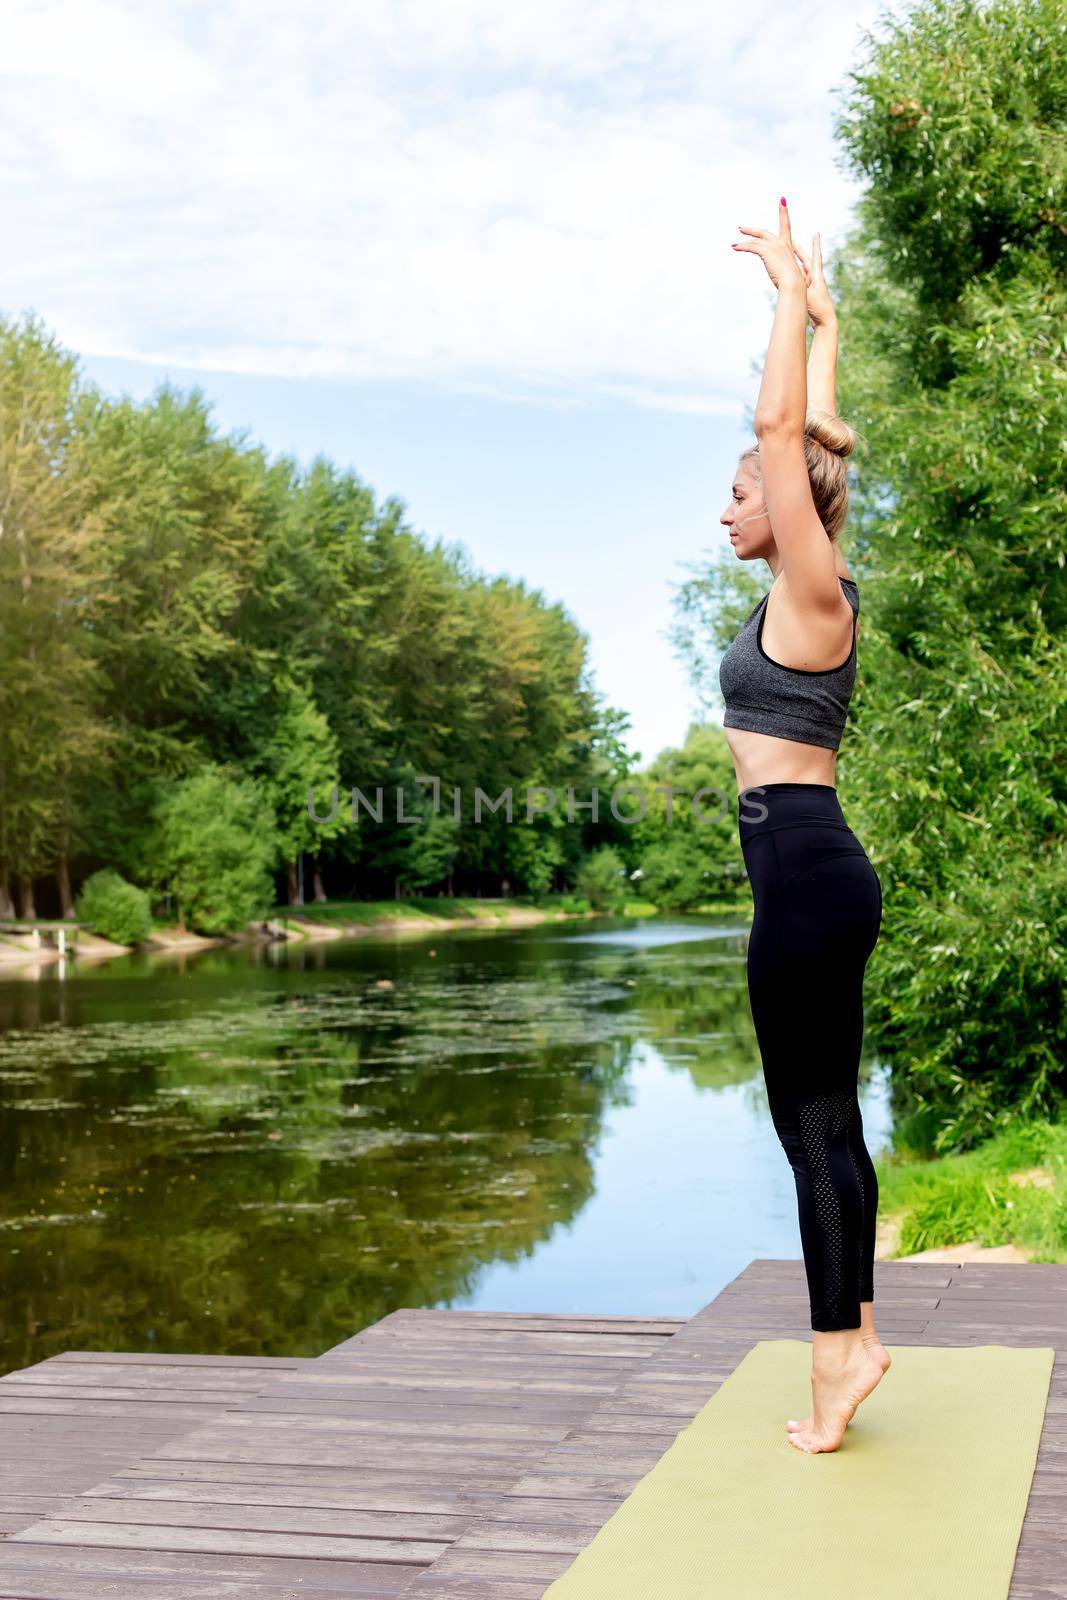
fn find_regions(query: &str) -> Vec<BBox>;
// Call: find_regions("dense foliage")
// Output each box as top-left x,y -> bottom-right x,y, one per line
0,317 -> 748,934
74,870 -> 153,946
674,0 -> 1066,1150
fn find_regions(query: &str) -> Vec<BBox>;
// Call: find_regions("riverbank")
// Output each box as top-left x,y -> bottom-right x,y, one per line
0,895 -> 752,967
276,894 -> 613,942
278,894 -> 748,942
874,1117 -> 1067,1264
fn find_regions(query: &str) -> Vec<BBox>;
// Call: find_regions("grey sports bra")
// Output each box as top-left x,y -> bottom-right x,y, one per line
718,577 -> 859,752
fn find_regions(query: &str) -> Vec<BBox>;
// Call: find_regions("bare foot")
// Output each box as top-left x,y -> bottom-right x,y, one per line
839,1335 -> 891,1426
786,1345 -> 887,1453
861,1332 -> 892,1374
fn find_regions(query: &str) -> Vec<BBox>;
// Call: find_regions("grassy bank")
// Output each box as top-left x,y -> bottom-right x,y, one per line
287,894 -> 599,926
877,1119 -> 1067,1263
1,895 -> 753,965
283,894 -> 749,929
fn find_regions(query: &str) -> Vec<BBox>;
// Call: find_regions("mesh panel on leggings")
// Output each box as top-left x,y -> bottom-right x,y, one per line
849,1098 -> 876,1302
846,1101 -> 867,1227
796,1091 -> 858,1327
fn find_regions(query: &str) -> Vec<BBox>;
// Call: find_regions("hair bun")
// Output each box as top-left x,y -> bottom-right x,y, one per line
805,408 -> 858,459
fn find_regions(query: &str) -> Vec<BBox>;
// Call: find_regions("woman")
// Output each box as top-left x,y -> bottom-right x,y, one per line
719,198 -> 889,1454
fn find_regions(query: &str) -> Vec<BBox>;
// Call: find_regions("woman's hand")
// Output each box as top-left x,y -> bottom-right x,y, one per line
732,198 -> 806,293
791,231 -> 836,328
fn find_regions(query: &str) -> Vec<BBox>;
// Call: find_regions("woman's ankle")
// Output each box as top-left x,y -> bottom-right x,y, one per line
811,1327 -> 866,1366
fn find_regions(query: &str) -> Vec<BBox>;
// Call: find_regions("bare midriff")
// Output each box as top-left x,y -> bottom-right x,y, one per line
724,727 -> 838,794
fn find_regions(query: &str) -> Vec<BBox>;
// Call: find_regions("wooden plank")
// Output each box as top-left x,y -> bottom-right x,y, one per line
732,1259 -> 955,1281
326,1311 -> 682,1336
44,1353 -> 316,1370
0,1399 -> 221,1420
144,1445 -> 554,1472
0,1386 -> 281,1407
162,1406 -> 583,1435
300,1368 -> 662,1393
84,1479 -> 513,1514
280,1361 -> 646,1384
406,1548 -> 569,1580
325,1331 -> 664,1357
739,1282 -> 941,1301
0,1581 -> 385,1600
111,1461 -> 519,1492
0,1544 -> 411,1594
10,1521 -> 448,1564
48,1497 -> 470,1540
3,1366 -> 295,1391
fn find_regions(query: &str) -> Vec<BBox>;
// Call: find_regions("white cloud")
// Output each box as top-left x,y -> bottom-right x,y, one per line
0,0 -> 892,409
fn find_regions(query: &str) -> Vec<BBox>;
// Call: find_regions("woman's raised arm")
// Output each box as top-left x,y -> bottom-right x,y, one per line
794,231 -> 837,415
732,200 -> 843,613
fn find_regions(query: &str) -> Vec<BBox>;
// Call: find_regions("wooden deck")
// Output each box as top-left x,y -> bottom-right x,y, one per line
0,1259 -> 1063,1598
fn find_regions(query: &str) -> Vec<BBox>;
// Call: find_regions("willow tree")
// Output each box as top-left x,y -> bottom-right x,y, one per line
830,0 -> 1067,1150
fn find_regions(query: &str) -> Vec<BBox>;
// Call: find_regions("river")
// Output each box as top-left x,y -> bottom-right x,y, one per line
0,914 -> 892,1373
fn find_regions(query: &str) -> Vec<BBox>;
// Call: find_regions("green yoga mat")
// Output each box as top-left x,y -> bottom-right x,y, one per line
542,1339 -> 1054,1600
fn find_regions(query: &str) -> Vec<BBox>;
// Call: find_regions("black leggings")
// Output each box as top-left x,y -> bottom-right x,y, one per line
739,783 -> 883,1331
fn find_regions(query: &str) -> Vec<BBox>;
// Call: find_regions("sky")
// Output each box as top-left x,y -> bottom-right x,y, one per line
2,0 -> 894,764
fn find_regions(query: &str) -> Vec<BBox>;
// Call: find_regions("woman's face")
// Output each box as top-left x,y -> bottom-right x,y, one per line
721,463 -> 771,560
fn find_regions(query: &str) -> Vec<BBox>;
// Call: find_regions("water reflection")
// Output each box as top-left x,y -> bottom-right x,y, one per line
558,921 -> 740,948
0,913 -> 891,1372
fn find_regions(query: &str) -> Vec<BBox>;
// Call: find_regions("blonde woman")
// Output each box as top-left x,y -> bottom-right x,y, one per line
718,198 -> 889,1453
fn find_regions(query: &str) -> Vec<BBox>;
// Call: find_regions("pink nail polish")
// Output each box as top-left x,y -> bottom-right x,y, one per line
780,196 -> 787,205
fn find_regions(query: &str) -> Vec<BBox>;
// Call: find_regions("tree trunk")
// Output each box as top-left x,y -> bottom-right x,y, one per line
56,853 -> 76,919
446,869 -> 454,897
17,874 -> 37,920
287,860 -> 300,906
0,875 -> 14,919
394,876 -> 402,900
312,858 -> 327,903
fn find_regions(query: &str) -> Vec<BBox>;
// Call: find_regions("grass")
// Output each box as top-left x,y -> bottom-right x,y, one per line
877,1118 -> 1067,1262
274,893 -> 749,925
283,894 -> 594,925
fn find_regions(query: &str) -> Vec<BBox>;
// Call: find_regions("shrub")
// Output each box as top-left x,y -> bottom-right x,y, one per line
576,846 -> 630,911
75,869 -> 153,945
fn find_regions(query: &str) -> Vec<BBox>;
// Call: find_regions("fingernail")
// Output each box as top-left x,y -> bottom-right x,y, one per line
731,243 -> 739,249
780,196 -> 787,205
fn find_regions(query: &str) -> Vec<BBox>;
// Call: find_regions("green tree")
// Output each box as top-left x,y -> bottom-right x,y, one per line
148,766 -> 277,936
254,675 -> 346,906
630,723 -> 746,907
504,810 -> 568,897
831,0 -> 1067,1149
576,845 -> 630,911
356,761 -> 461,898
0,314 -> 112,918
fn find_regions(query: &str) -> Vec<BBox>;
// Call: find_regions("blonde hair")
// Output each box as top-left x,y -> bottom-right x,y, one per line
738,408 -> 859,542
